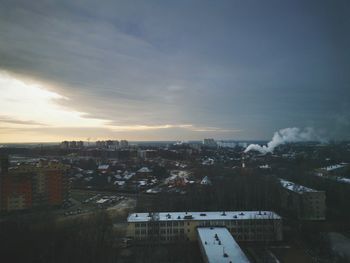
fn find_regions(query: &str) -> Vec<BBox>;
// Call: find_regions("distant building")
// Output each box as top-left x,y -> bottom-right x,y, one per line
203,138 -> 217,148
279,179 -> 326,220
76,141 -> 84,148
0,161 -> 70,211
98,164 -> 110,174
197,227 -> 250,263
127,211 -> 283,242
60,141 -> 69,149
61,140 -> 84,149
96,140 -> 119,149
202,158 -> 215,166
138,150 -> 147,159
200,176 -> 212,185
120,140 -> 129,148
320,163 -> 348,173
106,140 -> 119,150
135,167 -> 153,179
137,149 -> 157,159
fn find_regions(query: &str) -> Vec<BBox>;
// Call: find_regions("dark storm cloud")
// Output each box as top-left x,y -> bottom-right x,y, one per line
0,0 -> 349,139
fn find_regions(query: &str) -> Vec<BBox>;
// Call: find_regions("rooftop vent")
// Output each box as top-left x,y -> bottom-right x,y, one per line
221,211 -> 226,216
135,214 -> 138,217
184,215 -> 193,220
177,216 -> 181,219
239,212 -> 244,216
200,213 -> 207,216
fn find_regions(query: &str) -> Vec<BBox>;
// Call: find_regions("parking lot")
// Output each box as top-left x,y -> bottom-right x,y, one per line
57,190 -> 136,221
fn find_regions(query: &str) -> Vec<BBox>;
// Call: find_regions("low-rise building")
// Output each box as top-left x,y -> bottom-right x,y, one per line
127,211 -> 282,242
197,227 -> 250,263
279,179 -> 326,220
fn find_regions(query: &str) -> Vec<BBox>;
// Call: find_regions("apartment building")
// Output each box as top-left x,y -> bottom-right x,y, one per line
127,211 -> 282,242
0,161 -> 70,211
279,179 -> 326,220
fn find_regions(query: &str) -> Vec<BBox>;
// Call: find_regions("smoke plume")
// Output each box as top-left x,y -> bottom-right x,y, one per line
244,127 -> 319,154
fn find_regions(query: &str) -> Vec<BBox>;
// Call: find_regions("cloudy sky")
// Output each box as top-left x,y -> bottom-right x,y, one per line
0,0 -> 349,142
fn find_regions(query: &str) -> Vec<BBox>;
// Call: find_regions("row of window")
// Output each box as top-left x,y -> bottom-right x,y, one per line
135,228 -> 186,235
134,220 -> 276,228
134,233 -> 276,242
135,226 -> 275,236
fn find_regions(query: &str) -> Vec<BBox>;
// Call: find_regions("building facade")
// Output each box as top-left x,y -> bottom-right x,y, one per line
127,211 -> 283,242
279,179 -> 326,220
0,161 -> 70,211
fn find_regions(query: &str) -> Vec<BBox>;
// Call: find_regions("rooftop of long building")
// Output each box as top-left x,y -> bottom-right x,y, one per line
127,211 -> 281,222
197,227 -> 250,263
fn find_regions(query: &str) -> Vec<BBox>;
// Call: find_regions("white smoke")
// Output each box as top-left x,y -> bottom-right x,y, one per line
244,127 -> 319,154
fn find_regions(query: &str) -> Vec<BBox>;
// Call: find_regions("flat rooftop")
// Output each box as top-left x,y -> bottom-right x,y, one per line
197,227 -> 250,263
279,179 -> 320,194
127,211 -> 281,222
321,163 -> 347,172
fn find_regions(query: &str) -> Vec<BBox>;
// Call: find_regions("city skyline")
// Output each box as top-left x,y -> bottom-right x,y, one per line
0,0 -> 349,142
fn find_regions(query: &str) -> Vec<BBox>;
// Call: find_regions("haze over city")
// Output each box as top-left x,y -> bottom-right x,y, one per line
0,0 -> 349,142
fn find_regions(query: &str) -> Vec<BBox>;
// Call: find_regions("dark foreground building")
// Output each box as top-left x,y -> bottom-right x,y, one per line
0,159 -> 69,211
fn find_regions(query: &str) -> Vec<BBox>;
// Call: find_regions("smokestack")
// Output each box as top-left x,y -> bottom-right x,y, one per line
244,127 -> 319,154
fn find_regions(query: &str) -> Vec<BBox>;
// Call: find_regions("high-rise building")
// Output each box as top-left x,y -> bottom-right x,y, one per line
120,140 -> 129,148
60,141 -> 69,149
0,161 -> 70,211
203,138 -> 217,148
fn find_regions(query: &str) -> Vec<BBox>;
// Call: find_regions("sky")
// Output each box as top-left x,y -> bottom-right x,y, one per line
0,0 -> 349,142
